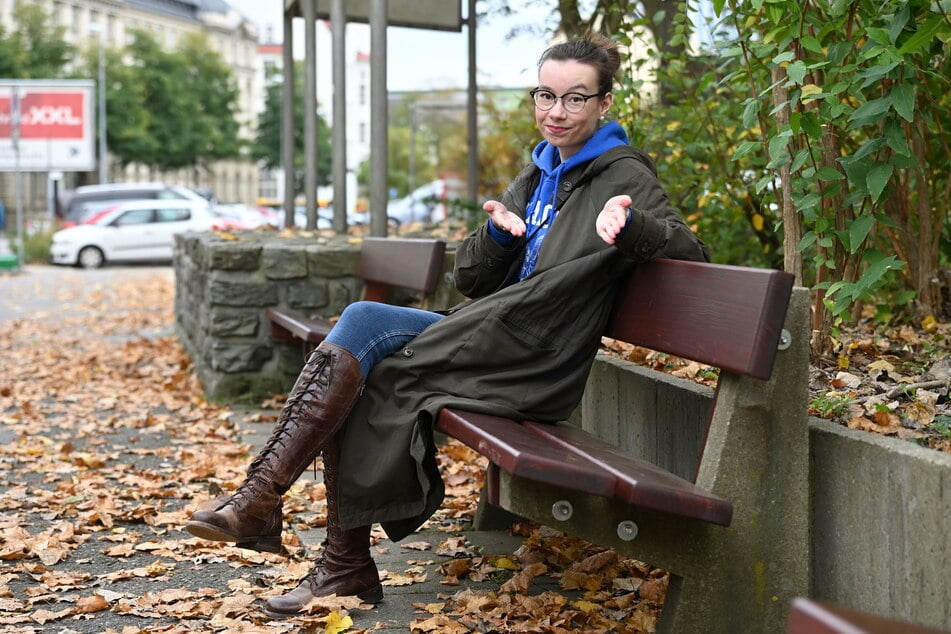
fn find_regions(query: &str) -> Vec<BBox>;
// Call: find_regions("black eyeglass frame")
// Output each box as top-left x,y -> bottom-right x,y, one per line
529,88 -> 603,113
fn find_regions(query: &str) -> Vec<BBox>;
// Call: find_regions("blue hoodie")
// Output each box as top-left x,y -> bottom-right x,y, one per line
488,121 -> 630,280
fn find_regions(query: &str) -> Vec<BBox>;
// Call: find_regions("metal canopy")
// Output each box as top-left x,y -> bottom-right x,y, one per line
283,0 -> 463,31
309,0 -> 464,31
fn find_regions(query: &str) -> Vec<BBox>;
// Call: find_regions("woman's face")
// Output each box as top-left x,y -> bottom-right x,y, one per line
535,59 -> 613,161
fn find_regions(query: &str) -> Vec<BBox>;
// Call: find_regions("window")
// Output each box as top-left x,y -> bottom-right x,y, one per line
113,209 -> 154,226
156,208 -> 191,222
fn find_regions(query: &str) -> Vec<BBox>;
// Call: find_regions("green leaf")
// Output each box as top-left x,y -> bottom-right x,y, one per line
852,137 -> 886,161
732,141 -> 760,161
817,167 -> 844,181
713,0 -> 727,16
897,15 -> 944,55
786,60 -> 807,84
773,51 -> 797,64
767,135 -> 790,167
847,215 -> 874,253
867,162 -> 894,202
849,97 -> 891,124
742,99 -> 761,129
890,83 -> 915,122
800,111 -> 822,138
839,157 -> 870,193
883,120 -> 910,156
887,6 -> 911,45
854,253 -> 904,295
799,231 -> 817,250
791,148 -> 811,173
865,27 -> 892,46
799,35 -> 824,54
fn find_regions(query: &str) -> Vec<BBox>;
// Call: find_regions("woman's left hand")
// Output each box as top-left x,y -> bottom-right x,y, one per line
595,194 -> 632,245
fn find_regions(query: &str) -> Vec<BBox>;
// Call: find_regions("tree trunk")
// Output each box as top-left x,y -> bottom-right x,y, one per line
771,67 -> 802,286
911,120 -> 941,316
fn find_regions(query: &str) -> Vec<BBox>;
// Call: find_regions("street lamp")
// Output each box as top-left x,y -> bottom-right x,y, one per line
88,22 -> 108,184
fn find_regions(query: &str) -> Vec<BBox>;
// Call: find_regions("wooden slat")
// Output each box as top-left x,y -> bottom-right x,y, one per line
525,421 -> 732,526
607,259 -> 794,380
437,408 -> 615,497
265,307 -> 332,344
786,598 -> 948,634
358,237 -> 446,294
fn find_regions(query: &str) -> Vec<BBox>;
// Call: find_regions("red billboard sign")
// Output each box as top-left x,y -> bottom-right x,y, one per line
0,80 -> 96,172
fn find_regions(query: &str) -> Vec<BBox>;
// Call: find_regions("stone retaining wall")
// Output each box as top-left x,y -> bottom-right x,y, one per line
172,231 -> 460,401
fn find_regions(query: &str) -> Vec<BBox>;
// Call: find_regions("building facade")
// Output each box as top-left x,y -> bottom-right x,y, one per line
0,0 -> 261,213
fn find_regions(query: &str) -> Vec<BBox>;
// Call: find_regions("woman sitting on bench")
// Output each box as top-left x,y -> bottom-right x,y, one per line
185,34 -> 709,617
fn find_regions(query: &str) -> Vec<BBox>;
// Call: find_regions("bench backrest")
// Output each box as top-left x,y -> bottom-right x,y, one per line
358,237 -> 447,303
607,259 -> 795,380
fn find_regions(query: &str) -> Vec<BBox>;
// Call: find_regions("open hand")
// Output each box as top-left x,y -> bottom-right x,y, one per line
483,200 -> 526,237
596,194 -> 632,245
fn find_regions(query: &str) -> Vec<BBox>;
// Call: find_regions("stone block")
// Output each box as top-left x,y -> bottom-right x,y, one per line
208,241 -> 262,271
327,278 -> 359,313
211,341 -> 272,373
263,243 -> 309,279
284,279 -> 330,310
209,307 -> 260,337
208,272 -> 278,306
307,244 -> 360,277
177,233 -> 207,268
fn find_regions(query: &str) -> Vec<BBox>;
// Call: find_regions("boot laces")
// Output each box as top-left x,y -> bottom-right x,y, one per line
282,351 -> 331,411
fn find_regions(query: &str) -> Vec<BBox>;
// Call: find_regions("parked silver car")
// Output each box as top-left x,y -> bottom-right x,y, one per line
59,182 -> 209,226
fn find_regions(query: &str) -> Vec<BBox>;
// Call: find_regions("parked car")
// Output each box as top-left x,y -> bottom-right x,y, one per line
293,205 -> 336,230
59,182 -> 210,226
351,178 -> 464,228
212,203 -> 280,229
50,200 -> 218,269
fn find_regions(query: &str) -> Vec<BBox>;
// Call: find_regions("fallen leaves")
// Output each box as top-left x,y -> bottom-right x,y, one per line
809,319 -> 951,451
420,524 -> 667,633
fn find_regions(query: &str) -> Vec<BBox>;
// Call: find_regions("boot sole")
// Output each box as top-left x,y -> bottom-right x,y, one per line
262,583 -> 384,618
184,520 -> 282,554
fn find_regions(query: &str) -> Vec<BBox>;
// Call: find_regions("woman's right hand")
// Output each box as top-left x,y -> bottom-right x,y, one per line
483,200 -> 526,237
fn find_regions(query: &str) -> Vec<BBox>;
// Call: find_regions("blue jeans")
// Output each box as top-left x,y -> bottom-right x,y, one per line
325,301 -> 445,378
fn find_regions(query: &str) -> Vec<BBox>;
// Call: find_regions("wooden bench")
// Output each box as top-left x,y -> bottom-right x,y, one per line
266,237 -> 446,358
436,258 -> 810,633
787,598 -> 950,633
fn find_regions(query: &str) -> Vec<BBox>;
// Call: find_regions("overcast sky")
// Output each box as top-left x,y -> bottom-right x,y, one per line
225,0 -> 546,92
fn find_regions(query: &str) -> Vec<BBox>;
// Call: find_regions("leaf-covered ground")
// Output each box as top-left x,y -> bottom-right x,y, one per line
0,268 -> 668,633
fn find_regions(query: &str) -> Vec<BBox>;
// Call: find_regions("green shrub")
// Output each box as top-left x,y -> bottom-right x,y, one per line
8,228 -> 53,264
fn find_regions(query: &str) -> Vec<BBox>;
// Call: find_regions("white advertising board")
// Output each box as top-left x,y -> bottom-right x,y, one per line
0,80 -> 96,172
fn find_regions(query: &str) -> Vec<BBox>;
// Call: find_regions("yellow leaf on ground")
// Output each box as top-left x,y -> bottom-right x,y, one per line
325,610 -> 353,634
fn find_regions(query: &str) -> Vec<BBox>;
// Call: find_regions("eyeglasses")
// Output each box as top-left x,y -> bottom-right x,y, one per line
530,88 -> 602,113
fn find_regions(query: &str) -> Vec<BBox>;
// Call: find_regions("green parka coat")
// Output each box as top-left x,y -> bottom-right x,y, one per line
337,144 -> 710,540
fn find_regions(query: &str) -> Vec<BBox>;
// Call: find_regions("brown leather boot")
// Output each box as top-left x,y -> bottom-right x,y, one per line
185,342 -> 363,553
264,433 -> 383,617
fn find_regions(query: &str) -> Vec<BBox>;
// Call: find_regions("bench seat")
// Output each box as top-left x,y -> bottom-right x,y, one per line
438,408 -> 732,526
266,307 -> 334,346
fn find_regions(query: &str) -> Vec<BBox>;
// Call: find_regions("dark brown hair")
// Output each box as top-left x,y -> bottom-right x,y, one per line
536,34 -> 621,95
